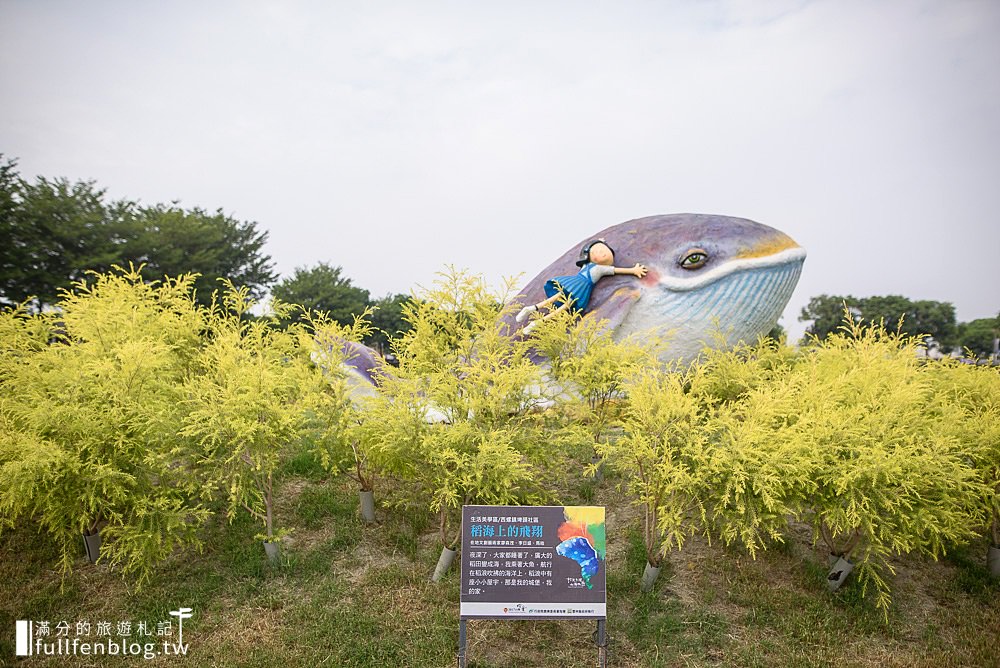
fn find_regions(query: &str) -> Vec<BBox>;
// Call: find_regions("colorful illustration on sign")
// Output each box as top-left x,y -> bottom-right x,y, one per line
555,507 -> 606,590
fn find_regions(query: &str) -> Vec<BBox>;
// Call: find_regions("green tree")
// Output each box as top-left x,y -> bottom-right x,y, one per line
0,156 -> 133,307
127,204 -> 277,305
124,204 -> 276,303
367,292 -> 411,355
0,157 -> 277,307
0,156 -> 24,295
954,315 -> 999,358
800,294 -> 957,349
269,262 -> 369,328
866,295 -> 957,349
799,294 -> 861,341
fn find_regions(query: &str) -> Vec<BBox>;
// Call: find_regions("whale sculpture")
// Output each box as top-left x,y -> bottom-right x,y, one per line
511,214 -> 806,362
331,214 -> 805,391
314,335 -> 386,399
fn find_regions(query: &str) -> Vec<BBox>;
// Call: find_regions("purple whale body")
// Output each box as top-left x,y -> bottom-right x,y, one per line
313,334 -> 386,396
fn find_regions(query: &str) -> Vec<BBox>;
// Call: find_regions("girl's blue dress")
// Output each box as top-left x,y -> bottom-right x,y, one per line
544,263 -> 602,313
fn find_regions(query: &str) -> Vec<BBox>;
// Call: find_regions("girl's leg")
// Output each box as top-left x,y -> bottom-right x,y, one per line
522,300 -> 573,334
545,301 -> 572,318
516,294 -> 561,322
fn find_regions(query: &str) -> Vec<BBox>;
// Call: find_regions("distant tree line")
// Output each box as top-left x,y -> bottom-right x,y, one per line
0,155 -> 409,350
1,154 -> 276,306
800,294 -> 998,358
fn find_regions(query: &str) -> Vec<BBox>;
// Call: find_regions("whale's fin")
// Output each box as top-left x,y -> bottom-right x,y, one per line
588,286 -> 641,335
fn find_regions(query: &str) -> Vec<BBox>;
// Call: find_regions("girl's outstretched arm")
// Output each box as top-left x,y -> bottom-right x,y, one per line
614,263 -> 648,278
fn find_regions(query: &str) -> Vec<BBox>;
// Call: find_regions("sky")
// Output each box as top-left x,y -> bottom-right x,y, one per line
2,0 -> 998,341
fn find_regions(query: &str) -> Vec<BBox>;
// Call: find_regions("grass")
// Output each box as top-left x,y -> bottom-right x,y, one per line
1,464 -> 998,667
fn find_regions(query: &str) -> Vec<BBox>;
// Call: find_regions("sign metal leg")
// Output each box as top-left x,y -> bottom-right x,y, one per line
596,619 -> 607,668
457,618 -> 468,668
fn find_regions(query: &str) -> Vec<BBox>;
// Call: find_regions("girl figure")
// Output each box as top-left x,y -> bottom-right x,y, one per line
516,238 -> 647,334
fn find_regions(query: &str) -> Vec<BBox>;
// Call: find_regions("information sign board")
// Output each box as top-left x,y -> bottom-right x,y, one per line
459,505 -> 607,619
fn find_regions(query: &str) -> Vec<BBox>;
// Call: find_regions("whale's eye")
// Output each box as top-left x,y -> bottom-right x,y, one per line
681,249 -> 708,270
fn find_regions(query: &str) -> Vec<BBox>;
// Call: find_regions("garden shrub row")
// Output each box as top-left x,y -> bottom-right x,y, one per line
1,267 -> 997,618
599,320 -> 999,614
0,267 -> 364,582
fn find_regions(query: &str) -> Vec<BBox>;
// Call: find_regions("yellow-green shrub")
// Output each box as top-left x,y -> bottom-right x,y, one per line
359,269 -> 582,548
605,323 -> 988,614
530,309 -> 660,448
599,366 -> 709,566
688,337 -> 812,559
603,337 -> 806,566
778,320 -> 986,613
929,360 -> 1000,546
0,268 -> 209,582
180,286 -> 364,544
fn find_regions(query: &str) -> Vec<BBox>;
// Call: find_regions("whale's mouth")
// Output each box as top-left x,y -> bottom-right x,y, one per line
622,248 -> 805,362
657,247 -> 807,292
